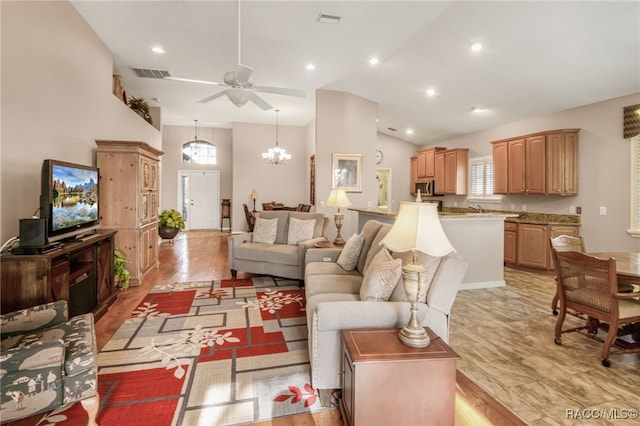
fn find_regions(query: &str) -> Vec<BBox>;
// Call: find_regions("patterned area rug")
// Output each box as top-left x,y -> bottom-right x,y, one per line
43,277 -> 334,425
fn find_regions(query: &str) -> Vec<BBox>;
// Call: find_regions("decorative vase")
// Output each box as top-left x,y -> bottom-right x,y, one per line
159,226 -> 179,240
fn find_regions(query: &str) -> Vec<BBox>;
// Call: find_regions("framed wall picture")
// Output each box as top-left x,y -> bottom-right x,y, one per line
332,153 -> 362,192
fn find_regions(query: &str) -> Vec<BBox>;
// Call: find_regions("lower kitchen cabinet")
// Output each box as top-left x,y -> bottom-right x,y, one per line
509,222 -> 580,270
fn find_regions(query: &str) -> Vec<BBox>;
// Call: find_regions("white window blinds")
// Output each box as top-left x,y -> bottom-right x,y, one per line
469,156 -> 498,201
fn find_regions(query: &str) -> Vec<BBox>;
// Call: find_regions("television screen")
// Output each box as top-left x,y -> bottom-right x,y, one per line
42,160 -> 100,241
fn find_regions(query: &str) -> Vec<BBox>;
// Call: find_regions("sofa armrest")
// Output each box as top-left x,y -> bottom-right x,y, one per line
314,300 -> 427,331
229,232 -> 252,246
0,339 -> 65,371
0,300 -> 68,339
305,248 -> 342,263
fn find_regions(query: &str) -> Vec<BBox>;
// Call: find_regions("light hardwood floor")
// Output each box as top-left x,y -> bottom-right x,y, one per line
450,267 -> 640,425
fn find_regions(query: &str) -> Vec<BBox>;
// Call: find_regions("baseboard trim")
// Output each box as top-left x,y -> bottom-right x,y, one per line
461,280 -> 506,290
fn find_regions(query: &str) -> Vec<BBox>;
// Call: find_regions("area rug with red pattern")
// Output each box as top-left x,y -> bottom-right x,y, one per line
42,277 -> 335,425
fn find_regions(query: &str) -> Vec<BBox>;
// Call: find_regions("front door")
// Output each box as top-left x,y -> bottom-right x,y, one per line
179,171 -> 220,230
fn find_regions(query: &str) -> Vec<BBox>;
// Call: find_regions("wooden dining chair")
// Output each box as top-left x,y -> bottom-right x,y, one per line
243,203 -> 255,232
549,235 -> 635,316
552,250 -> 640,367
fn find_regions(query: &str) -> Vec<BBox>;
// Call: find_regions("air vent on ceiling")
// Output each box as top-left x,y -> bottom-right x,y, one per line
130,67 -> 172,79
317,13 -> 341,24
387,127 -> 397,132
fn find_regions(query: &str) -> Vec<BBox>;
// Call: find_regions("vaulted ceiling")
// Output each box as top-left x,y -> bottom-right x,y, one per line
71,1 -> 639,144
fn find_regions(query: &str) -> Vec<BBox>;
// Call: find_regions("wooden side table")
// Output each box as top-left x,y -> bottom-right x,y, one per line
340,328 -> 460,426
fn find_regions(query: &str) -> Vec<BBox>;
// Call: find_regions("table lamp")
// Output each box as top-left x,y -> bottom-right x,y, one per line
250,189 -> 258,212
325,188 -> 352,245
381,202 -> 455,347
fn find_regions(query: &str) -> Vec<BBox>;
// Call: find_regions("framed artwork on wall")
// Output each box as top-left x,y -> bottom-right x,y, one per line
332,153 -> 362,192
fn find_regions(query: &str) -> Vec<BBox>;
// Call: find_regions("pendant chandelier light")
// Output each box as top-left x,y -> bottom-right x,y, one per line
262,109 -> 291,165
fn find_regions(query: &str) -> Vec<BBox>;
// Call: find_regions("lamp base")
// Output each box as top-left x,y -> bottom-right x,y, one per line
333,236 -> 346,246
398,326 -> 430,348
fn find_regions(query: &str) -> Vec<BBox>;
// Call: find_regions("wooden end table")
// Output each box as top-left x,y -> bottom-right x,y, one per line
340,327 -> 460,426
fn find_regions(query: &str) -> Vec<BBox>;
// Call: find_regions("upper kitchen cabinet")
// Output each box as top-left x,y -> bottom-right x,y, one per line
491,129 -> 579,196
434,148 -> 468,195
417,147 -> 446,179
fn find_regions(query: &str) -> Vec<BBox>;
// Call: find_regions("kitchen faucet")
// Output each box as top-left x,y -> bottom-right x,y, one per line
469,204 -> 484,213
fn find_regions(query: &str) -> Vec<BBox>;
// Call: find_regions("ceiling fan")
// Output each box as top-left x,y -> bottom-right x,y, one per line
166,0 -> 305,111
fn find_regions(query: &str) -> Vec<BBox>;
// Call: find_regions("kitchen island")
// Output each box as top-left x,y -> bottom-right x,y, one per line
350,207 -> 518,290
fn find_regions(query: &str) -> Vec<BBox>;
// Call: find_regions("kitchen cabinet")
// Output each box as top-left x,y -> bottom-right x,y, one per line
96,140 -> 164,286
511,222 -> 580,270
546,130 -> 579,196
434,148 -> 468,195
410,156 -> 418,194
493,141 -> 509,194
504,221 -> 518,264
417,147 -> 445,178
492,129 -> 579,196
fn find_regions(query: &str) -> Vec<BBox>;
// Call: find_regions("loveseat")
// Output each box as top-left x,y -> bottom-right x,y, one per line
229,210 -> 330,281
303,220 -> 468,394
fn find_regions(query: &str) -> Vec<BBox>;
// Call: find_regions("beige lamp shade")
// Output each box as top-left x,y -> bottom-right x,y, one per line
250,189 -> 258,199
381,202 -> 455,257
325,188 -> 352,208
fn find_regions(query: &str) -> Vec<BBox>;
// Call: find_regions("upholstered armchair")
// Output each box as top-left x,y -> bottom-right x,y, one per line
0,300 -> 99,425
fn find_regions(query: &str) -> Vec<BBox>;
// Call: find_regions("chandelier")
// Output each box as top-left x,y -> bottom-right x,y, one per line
262,109 -> 291,165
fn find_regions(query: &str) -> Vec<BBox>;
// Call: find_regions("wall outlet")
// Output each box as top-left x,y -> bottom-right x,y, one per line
569,206 -> 576,214
522,203 -> 527,211
576,206 -> 582,214
320,201 -> 325,208
599,206 -> 607,216
454,201 -> 458,207
510,203 -> 515,210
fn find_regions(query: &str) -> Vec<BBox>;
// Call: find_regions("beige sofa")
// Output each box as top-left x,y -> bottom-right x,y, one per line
229,210 -> 329,280
304,220 -> 468,393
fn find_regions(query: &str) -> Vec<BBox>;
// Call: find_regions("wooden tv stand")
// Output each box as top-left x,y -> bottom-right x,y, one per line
1,230 -> 117,319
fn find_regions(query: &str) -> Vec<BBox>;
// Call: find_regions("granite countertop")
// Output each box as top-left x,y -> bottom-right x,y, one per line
348,206 -> 581,225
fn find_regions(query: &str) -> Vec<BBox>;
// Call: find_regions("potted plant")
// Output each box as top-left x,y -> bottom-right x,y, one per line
127,96 -> 152,124
159,209 -> 185,240
114,248 -> 131,290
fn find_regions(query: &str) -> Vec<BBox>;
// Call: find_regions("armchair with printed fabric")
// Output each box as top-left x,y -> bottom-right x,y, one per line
0,300 -> 99,425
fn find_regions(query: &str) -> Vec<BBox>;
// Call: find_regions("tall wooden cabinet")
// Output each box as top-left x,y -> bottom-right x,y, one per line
96,140 -> 164,287
417,147 -> 445,179
434,148 -> 468,195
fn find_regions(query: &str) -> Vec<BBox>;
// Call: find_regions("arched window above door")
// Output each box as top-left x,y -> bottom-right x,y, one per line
182,140 -> 217,165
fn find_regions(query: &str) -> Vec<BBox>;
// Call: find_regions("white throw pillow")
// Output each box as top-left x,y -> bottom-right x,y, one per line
287,217 -> 316,245
360,248 -> 402,302
253,217 -> 278,244
336,233 -> 364,271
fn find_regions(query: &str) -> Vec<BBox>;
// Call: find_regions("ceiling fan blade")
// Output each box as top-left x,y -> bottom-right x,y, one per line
197,90 -> 229,104
165,76 -> 225,86
253,85 -> 306,98
248,92 -> 273,111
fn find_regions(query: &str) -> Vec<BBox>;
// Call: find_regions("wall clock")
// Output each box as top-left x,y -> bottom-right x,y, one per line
375,149 -> 384,164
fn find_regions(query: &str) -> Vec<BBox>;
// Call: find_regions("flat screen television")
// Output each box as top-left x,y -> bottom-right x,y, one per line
41,159 -> 100,242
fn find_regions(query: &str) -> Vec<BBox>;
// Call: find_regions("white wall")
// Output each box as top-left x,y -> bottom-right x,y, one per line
376,132 -> 417,208
231,121 -> 308,232
420,93 -> 640,252
315,90 -> 378,241
1,1 -> 161,242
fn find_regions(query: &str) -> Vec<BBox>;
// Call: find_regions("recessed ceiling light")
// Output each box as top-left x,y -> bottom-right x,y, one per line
426,88 -> 436,97
470,42 -> 483,52
471,106 -> 484,112
369,57 -> 380,66
151,46 -> 165,54
406,129 -> 414,135
317,13 -> 341,24
305,63 -> 316,70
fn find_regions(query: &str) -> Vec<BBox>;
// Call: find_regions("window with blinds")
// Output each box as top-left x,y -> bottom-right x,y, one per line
468,156 -> 501,202
630,136 -> 640,237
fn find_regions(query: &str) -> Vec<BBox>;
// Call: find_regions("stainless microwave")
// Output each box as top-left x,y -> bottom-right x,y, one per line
415,180 -> 435,196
